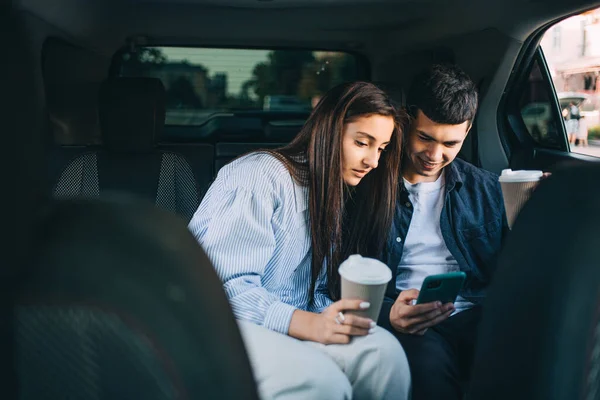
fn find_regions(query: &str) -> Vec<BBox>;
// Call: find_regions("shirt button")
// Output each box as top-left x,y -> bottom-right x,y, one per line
396,237 -> 402,243
405,202 -> 412,208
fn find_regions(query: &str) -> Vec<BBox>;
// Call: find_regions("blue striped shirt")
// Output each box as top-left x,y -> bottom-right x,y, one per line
188,152 -> 333,334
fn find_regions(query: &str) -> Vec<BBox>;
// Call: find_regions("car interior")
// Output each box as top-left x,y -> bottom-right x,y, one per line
3,0 -> 600,398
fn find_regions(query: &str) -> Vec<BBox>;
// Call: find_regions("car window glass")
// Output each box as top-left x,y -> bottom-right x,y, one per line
540,8 -> 600,157
518,58 -> 564,150
117,47 -> 361,126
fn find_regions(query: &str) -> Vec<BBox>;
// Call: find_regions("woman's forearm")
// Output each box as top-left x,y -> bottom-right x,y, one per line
288,309 -> 319,342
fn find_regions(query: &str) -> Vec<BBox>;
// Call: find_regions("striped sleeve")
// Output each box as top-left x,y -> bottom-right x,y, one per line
188,174 -> 297,334
313,269 -> 334,313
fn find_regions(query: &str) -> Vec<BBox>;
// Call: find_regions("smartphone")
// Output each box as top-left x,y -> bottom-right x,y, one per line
416,272 -> 466,305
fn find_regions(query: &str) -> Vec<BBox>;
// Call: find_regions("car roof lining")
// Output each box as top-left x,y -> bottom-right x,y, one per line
16,0 -> 600,58
22,0 -> 600,175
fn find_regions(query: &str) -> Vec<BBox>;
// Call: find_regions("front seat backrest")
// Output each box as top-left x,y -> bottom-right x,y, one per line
468,164 -> 600,399
17,196 -> 258,399
53,78 -> 200,221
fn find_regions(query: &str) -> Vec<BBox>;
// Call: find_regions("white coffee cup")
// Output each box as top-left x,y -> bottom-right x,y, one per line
499,169 -> 543,229
338,255 -> 392,321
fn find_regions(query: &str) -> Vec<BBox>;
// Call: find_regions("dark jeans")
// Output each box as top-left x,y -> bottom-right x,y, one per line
383,306 -> 482,400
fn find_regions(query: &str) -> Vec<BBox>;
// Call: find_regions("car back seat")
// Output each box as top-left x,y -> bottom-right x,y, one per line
53,77 -> 213,221
215,142 -> 284,173
212,121 -> 301,174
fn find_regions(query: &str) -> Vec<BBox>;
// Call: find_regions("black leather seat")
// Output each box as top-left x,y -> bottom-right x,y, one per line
215,142 -> 283,173
3,5 -> 48,395
467,164 -> 600,399
53,78 -> 212,221
17,196 -> 258,399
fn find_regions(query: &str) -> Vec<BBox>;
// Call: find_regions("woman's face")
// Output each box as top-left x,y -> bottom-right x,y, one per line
341,114 -> 395,186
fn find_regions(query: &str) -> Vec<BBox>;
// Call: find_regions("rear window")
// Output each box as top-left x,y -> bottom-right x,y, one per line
117,47 -> 363,126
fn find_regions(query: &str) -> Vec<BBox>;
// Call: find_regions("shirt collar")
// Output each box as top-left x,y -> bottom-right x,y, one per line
444,161 -> 464,193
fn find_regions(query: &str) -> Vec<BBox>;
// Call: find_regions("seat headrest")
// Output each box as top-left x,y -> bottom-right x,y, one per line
99,78 -> 166,152
468,163 -> 600,399
20,196 -> 259,399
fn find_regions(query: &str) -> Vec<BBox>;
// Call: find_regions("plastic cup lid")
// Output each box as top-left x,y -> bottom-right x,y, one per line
498,169 -> 543,183
338,255 -> 392,285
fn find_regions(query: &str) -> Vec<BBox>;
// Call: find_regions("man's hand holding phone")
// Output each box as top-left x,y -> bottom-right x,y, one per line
389,289 -> 455,335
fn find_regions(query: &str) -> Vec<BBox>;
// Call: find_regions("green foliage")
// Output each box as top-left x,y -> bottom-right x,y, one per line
121,48 -> 168,75
244,50 -> 357,103
298,54 -> 356,99
244,51 -> 315,102
588,125 -> 600,139
166,76 -> 202,109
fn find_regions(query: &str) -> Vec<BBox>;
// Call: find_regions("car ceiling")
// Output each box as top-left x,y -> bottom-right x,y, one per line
16,0 -> 600,58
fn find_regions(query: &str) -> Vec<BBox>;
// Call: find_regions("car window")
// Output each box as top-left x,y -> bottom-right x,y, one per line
117,47 -> 362,127
517,56 -> 565,150
540,7 -> 600,157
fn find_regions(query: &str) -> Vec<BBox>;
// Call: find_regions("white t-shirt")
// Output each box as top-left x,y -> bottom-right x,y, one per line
395,171 -> 474,314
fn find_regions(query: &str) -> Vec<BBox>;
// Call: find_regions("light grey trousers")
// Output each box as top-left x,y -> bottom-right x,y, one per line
238,321 -> 411,400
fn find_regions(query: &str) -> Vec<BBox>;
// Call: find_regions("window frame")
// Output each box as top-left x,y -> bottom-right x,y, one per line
500,6 -> 600,164
499,26 -> 571,160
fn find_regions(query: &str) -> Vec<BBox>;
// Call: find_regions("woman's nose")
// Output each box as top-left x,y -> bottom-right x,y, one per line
363,149 -> 379,169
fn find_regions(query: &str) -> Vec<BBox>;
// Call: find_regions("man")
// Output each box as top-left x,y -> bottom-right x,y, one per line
378,64 -> 509,400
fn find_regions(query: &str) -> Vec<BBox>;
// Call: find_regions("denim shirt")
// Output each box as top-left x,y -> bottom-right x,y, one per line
379,158 -> 509,324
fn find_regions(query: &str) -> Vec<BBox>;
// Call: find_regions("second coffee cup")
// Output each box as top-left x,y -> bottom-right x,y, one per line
499,169 -> 543,229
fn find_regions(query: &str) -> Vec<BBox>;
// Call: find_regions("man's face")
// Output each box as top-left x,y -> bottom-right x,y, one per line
403,110 -> 471,183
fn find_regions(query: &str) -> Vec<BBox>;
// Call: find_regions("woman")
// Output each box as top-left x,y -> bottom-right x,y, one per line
189,82 -> 411,400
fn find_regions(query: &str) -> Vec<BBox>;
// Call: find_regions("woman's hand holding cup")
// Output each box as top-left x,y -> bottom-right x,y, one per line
313,299 -> 376,344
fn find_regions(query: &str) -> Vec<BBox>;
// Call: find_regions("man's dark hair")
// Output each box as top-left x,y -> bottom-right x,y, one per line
406,63 -> 478,125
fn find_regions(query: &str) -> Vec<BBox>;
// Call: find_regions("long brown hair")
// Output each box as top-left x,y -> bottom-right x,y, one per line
268,81 -> 407,302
